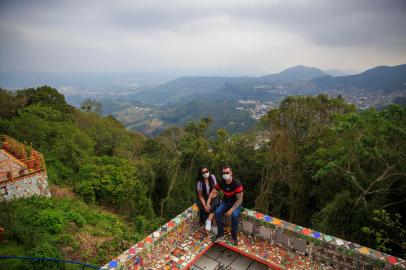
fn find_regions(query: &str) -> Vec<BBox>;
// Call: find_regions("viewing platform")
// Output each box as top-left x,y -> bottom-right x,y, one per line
101,205 -> 406,270
0,135 -> 50,201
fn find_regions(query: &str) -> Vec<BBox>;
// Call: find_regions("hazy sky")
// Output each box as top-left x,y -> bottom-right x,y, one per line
1,0 -> 406,75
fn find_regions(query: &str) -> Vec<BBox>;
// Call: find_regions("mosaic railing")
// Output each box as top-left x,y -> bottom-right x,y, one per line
100,205 -> 201,270
101,205 -> 406,270
240,209 -> 406,269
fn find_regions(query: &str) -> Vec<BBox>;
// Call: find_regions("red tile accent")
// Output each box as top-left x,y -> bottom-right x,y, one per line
387,255 -> 398,264
168,221 -> 175,228
144,236 -> 152,244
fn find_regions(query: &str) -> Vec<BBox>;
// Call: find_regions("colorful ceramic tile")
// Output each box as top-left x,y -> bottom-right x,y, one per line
335,239 -> 344,246
359,247 -> 370,255
108,260 -> 118,267
312,231 -> 321,239
323,235 -> 333,242
387,255 -> 398,264
272,218 -> 282,225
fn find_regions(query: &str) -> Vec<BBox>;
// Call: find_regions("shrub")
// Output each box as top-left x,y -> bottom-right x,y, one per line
26,243 -> 64,270
36,209 -> 67,234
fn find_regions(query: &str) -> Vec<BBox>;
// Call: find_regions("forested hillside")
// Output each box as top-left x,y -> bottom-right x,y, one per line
0,86 -> 405,269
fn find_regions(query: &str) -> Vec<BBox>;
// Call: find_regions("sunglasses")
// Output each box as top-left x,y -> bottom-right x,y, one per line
202,170 -> 209,174
222,171 -> 231,175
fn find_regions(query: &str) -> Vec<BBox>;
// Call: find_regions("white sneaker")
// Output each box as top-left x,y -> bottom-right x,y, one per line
205,219 -> 212,231
212,225 -> 218,235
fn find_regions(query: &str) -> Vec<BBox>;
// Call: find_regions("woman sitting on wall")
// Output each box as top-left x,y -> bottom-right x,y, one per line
196,166 -> 219,234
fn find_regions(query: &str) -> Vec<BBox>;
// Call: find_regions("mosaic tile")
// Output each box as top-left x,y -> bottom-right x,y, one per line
242,220 -> 254,234
108,260 -> 118,267
387,255 -> 398,264
335,239 -> 344,246
323,235 -> 333,242
259,226 -> 271,239
272,218 -> 282,225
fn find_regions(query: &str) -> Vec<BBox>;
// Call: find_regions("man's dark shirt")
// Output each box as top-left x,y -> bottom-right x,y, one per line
215,178 -> 243,204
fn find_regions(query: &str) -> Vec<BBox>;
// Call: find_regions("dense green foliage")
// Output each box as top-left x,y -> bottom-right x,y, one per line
161,99 -> 257,135
0,86 -> 405,264
0,196 -> 140,269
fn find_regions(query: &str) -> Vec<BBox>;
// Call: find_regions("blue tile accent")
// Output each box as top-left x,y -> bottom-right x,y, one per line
312,231 -> 321,239
108,260 -> 118,267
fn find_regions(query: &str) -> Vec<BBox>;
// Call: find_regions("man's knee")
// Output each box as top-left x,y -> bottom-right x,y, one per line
215,206 -> 223,216
231,209 -> 240,219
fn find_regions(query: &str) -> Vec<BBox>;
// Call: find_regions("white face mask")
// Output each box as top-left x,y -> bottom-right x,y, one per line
203,172 -> 210,179
223,174 -> 231,181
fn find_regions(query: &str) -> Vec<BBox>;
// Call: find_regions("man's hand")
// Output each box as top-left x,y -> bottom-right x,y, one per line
204,205 -> 211,212
225,209 -> 233,216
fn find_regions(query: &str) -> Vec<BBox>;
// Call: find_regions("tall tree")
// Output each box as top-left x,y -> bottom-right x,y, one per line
255,95 -> 355,224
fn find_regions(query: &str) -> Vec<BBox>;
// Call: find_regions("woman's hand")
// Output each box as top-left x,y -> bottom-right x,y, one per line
204,205 -> 211,212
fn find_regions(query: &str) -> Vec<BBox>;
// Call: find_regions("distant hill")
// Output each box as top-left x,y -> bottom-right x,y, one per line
131,76 -> 254,105
260,65 -> 327,82
312,64 -> 406,92
132,65 -> 326,105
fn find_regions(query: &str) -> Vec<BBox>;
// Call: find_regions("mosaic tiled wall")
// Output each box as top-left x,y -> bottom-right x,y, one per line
240,209 -> 406,269
0,171 -> 51,201
101,205 -> 406,270
100,205 -> 200,270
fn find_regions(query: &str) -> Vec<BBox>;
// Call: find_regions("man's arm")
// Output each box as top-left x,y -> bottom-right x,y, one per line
226,192 -> 243,216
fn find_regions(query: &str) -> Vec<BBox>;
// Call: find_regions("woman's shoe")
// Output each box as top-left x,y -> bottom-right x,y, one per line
205,219 -> 212,231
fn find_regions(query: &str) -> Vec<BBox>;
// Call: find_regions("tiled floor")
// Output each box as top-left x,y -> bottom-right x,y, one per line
191,244 -> 269,270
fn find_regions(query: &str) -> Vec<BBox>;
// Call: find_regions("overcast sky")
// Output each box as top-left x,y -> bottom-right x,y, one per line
1,0 -> 406,75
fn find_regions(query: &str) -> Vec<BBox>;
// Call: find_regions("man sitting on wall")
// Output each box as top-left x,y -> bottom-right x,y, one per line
210,165 -> 243,245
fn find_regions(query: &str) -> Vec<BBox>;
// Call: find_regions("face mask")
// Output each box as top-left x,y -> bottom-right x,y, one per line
223,174 -> 231,181
203,172 -> 210,179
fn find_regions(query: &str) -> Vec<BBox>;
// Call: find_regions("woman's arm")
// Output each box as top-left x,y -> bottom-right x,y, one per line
197,189 -> 206,208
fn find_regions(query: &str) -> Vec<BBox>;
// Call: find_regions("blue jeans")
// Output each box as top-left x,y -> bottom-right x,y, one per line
214,200 -> 241,237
